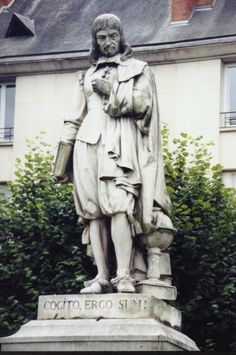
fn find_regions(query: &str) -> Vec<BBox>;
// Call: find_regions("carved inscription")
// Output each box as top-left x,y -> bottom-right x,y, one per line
42,297 -> 148,314
84,299 -> 113,310
44,300 -> 82,311
37,294 -> 181,326
37,294 -> 154,320
118,298 -> 148,311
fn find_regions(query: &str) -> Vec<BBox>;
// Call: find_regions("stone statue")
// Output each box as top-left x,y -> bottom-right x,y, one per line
54,14 -> 175,295
0,14 -> 199,353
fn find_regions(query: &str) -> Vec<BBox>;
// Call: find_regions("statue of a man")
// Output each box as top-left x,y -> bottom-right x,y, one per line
54,14 -> 173,294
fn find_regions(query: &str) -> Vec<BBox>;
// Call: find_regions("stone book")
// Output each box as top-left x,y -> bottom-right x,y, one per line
53,141 -> 73,178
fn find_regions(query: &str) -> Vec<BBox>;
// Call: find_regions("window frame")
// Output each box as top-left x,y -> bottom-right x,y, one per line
221,64 -> 236,129
0,81 -> 16,143
222,169 -> 236,190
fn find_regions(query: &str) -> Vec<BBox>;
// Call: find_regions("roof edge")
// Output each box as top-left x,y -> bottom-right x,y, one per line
1,36 -> 236,76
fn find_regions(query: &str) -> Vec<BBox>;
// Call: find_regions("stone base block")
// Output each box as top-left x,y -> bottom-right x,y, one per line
0,318 -> 199,352
136,280 -> 177,300
37,293 -> 181,329
0,293 -> 199,351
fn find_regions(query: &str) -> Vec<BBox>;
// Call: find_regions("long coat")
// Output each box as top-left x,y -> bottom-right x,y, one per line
59,56 -> 172,235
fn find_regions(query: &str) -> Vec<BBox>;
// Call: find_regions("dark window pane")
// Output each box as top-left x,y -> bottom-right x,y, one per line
5,85 -> 15,128
228,67 -> 236,112
0,85 -> 3,140
0,85 -> 2,123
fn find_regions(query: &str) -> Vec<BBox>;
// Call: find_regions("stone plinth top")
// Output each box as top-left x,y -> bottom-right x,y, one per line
38,293 -> 181,330
0,318 -> 199,351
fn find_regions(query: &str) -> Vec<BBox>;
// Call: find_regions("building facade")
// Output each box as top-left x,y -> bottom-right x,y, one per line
0,0 -> 236,193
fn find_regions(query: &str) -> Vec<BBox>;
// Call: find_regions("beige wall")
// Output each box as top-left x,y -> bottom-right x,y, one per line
219,130 -> 236,169
152,59 -> 222,165
1,58 -> 235,184
1,72 -> 78,182
13,73 -> 76,162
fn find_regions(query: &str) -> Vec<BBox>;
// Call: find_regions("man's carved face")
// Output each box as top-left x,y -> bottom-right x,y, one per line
96,28 -> 121,57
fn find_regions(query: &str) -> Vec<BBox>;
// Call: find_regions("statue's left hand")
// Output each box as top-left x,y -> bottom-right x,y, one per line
92,78 -> 112,97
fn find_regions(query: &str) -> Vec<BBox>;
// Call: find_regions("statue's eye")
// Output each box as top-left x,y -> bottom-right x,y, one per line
97,36 -> 106,41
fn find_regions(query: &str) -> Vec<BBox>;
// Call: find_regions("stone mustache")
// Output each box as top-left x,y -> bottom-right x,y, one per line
54,13 -> 176,296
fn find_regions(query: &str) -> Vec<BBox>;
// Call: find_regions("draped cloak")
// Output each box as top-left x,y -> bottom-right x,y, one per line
60,56 -> 172,237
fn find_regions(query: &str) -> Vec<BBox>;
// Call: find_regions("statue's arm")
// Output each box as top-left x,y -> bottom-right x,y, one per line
132,66 -> 153,120
104,66 -> 153,131
53,71 -> 87,181
60,71 -> 87,144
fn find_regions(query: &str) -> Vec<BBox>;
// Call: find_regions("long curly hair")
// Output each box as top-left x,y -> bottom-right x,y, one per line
89,14 -> 132,64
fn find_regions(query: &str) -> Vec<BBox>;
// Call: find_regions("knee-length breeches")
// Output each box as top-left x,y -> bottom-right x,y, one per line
73,139 -> 135,220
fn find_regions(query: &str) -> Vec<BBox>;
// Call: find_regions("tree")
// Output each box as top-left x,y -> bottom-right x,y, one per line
0,135 -> 95,336
162,127 -> 236,351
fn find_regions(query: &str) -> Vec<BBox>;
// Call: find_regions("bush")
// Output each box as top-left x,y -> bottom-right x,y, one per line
162,128 -> 236,351
0,131 -> 235,351
0,135 -> 94,337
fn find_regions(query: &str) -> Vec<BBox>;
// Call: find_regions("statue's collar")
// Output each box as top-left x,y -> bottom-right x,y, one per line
90,55 -> 127,74
95,54 -> 125,67
89,55 -> 147,82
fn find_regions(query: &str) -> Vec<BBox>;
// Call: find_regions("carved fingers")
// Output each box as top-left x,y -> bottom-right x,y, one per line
91,78 -> 112,97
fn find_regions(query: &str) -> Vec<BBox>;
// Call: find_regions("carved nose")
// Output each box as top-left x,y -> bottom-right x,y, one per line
105,37 -> 111,45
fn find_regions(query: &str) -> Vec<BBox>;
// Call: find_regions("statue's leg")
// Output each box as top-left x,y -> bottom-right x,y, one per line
90,219 -> 110,280
111,212 -> 135,293
80,219 -> 111,294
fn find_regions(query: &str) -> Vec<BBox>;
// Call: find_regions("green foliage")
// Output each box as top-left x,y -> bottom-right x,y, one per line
0,131 -> 235,351
162,127 -> 236,351
0,135 -> 94,337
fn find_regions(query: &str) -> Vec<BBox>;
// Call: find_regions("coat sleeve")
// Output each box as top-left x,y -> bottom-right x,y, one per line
104,66 -> 153,135
53,71 -> 87,179
60,71 -> 87,144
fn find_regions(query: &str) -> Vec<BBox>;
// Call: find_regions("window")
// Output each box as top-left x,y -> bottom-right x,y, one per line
0,82 -> 15,142
221,65 -> 236,128
0,183 -> 10,198
223,170 -> 236,189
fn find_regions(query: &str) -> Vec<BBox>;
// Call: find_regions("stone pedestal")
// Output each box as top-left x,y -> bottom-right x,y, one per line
0,293 -> 199,352
136,279 -> 177,300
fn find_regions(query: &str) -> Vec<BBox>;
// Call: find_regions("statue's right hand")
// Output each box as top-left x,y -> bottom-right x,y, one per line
91,78 -> 112,96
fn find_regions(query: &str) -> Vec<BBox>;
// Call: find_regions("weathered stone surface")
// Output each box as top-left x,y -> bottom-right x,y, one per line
0,318 -> 199,352
52,14 -> 176,297
0,294 -> 199,351
37,293 -> 181,329
136,280 -> 177,300
159,252 -> 172,276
